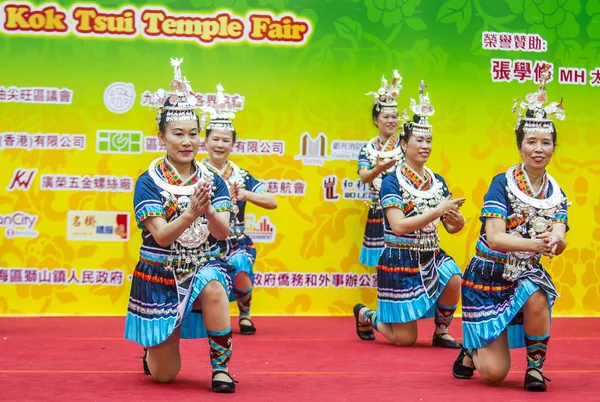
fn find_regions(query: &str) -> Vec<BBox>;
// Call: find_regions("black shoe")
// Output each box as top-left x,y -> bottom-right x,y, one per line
142,348 -> 151,376
432,332 -> 462,349
353,304 -> 375,341
212,370 -> 238,393
239,317 -> 257,335
452,348 -> 475,379
524,367 -> 550,392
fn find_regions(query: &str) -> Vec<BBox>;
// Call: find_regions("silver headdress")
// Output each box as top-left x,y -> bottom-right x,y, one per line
512,64 -> 565,134
366,69 -> 403,114
206,84 -> 237,132
149,57 -> 204,127
407,80 -> 435,137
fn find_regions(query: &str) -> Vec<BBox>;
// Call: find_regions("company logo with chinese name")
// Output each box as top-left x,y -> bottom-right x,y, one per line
67,211 -> 130,241
295,132 -> 366,166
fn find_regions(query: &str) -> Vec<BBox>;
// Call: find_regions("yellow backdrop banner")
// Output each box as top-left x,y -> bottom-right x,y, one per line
1,0 -> 599,316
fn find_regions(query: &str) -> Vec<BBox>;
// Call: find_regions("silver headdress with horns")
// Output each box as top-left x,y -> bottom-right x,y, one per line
366,69 -> 403,114
407,80 -> 435,137
149,58 -> 205,127
206,84 -> 237,132
512,64 -> 565,134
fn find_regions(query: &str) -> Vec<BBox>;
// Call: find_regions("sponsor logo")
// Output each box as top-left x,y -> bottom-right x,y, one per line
294,132 -> 329,166
321,176 -> 370,202
7,168 -> 37,191
295,132 -> 366,166
322,175 -> 340,201
245,214 -> 276,243
97,130 -> 143,154
0,211 -> 39,238
67,211 -> 130,241
104,82 -> 135,113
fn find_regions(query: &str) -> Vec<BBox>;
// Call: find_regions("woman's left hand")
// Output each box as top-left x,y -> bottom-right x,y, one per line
235,182 -> 249,202
443,210 -> 465,228
536,230 -> 562,257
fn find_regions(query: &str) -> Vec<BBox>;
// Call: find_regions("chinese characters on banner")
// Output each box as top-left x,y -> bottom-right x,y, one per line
0,267 -> 126,285
0,133 -> 86,150
144,136 -> 285,156
254,272 -> 377,288
483,31 -> 600,86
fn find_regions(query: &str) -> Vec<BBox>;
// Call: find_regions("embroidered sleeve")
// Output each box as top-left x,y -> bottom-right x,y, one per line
434,174 -> 451,197
357,146 -> 372,173
480,174 -> 509,223
246,171 -> 268,193
380,174 -> 403,209
133,174 -> 166,229
553,188 -> 569,230
211,174 -> 233,213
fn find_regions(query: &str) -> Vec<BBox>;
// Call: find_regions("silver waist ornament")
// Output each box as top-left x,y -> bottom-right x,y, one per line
396,165 -> 446,252
502,165 -> 568,282
149,158 -> 217,275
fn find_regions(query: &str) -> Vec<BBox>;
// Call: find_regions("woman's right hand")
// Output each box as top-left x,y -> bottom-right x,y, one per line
375,158 -> 397,173
435,195 -> 466,216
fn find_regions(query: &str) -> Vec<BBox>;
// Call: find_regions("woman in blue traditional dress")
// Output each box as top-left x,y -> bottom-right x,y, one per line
353,81 -> 466,348
124,58 -> 237,393
357,70 -> 406,278
201,84 -> 278,335
452,66 -> 569,392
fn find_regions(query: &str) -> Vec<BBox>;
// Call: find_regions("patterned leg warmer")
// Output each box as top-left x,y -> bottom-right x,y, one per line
233,287 -> 252,318
525,332 -> 550,369
208,328 -> 233,371
362,308 -> 380,332
435,303 -> 457,330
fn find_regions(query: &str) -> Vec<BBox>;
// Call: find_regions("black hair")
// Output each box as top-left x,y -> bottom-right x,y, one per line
206,128 -> 237,143
371,104 -> 380,127
515,109 -> 557,149
157,99 -> 200,133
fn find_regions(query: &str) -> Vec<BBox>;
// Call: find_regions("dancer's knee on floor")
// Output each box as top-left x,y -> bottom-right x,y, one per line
478,363 -> 509,383
391,332 -> 417,346
151,366 -> 180,384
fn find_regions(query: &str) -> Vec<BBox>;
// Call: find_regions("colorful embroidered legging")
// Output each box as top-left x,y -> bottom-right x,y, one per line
434,303 -> 457,330
525,333 -> 549,369
234,287 -> 252,317
208,328 -> 233,370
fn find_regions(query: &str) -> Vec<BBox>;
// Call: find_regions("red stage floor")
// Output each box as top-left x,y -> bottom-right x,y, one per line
1,316 -> 599,401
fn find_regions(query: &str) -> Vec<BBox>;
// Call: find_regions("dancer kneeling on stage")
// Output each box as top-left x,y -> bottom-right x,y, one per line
452,66 -> 569,392
124,58 -> 237,393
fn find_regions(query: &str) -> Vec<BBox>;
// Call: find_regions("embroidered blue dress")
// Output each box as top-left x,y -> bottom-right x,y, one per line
377,165 -> 462,323
202,160 -> 268,301
461,165 -> 568,349
124,157 -> 234,347
358,135 -> 403,267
